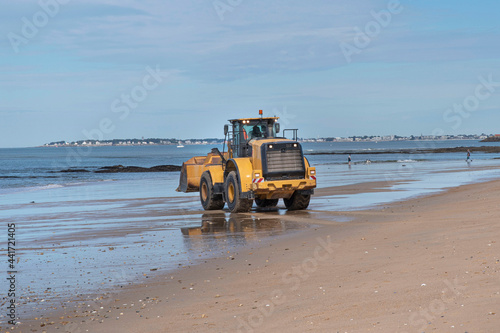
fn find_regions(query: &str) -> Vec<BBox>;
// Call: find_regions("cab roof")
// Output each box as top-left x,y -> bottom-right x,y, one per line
228,117 -> 279,123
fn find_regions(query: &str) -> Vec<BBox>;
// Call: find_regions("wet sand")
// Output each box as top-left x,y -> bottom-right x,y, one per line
5,178 -> 500,332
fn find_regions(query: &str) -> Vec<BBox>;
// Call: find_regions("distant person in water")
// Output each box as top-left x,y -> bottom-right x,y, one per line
348,154 -> 352,166
467,149 -> 471,161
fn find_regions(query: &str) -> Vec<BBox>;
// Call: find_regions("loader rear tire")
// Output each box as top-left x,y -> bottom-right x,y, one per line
200,171 -> 225,210
284,191 -> 310,211
225,171 -> 253,213
255,198 -> 279,208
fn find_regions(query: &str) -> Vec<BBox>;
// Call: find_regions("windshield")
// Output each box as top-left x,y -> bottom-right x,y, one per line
242,121 -> 276,140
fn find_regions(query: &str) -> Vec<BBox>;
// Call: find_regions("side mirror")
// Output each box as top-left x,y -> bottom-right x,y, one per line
224,124 -> 229,136
275,123 -> 280,134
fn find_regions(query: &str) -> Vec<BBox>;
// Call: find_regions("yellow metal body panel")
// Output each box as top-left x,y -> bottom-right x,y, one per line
177,152 -> 227,192
252,156 -> 316,199
252,178 -> 316,198
229,158 -> 254,192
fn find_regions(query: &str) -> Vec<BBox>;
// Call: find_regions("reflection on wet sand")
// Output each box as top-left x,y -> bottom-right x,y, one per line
181,212 -> 307,250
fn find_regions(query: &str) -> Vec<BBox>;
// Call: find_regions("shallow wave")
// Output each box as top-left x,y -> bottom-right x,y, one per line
32,184 -> 65,190
0,183 -> 66,196
397,159 -> 419,163
0,175 -> 59,179
313,159 -> 428,166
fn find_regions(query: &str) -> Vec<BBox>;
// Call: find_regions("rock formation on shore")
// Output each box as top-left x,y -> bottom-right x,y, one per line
59,165 -> 181,173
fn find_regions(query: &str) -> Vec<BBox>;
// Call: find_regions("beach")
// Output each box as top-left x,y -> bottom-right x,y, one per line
2,143 -> 500,333
4,176 -> 500,332
3,0 -> 500,330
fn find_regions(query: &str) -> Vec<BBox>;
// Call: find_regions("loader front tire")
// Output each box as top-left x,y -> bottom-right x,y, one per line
225,171 -> 253,213
200,171 -> 224,210
284,191 -> 310,211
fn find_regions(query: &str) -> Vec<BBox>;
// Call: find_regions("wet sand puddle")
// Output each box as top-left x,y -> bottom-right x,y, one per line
0,196 -> 349,326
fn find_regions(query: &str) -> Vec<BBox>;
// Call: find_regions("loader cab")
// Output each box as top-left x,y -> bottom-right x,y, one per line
228,117 -> 280,158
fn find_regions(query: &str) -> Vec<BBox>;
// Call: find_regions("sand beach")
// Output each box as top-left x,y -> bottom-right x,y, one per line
4,175 -> 499,333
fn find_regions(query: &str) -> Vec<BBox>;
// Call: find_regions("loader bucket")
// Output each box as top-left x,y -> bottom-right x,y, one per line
176,159 -> 202,193
176,163 -> 189,192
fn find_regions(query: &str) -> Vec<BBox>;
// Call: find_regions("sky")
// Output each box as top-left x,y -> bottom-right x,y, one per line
1,0 -> 500,148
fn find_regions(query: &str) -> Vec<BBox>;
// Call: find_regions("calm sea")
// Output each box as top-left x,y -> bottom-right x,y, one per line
1,140 -> 500,196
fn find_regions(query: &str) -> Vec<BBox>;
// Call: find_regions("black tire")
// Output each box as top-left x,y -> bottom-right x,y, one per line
224,171 -> 253,213
255,197 -> 279,208
200,171 -> 225,210
284,191 -> 310,210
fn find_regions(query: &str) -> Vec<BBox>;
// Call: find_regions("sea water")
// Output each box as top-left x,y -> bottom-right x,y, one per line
2,140 -> 500,197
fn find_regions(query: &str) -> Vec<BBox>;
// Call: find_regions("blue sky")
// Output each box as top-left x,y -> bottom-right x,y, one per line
1,0 -> 500,147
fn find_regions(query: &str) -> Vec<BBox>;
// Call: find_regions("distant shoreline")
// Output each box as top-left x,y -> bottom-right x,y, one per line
38,143 -> 216,148
39,139 -> 223,148
39,136 -> 496,148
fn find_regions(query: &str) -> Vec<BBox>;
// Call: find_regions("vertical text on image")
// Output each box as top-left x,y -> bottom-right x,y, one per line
6,223 -> 18,325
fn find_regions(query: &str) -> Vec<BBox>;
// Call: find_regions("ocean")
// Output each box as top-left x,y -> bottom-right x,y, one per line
2,140 -> 500,201
1,140 -> 500,322
0,140 -> 499,192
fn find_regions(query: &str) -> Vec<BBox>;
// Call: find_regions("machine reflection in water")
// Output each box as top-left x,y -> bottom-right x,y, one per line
181,212 -> 308,251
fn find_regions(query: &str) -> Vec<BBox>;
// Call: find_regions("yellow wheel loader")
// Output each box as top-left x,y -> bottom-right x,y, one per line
176,111 -> 317,213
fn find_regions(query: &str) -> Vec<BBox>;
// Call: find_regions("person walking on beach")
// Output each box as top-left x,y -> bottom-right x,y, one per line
348,154 -> 351,166
466,149 -> 471,161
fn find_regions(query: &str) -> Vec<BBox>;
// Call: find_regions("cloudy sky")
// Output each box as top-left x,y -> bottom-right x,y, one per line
1,0 -> 499,147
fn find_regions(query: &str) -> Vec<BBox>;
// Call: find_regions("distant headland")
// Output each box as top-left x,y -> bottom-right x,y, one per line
41,138 -> 223,147
480,135 -> 500,142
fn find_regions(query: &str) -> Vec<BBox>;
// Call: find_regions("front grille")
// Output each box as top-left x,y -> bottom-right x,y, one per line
262,142 -> 305,180
266,149 -> 303,173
